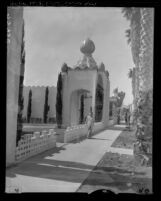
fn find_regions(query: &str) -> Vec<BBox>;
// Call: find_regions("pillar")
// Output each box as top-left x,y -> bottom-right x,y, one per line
6,7 -> 23,166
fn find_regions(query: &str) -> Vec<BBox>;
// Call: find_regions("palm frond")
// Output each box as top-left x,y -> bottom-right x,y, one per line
121,7 -> 133,20
125,29 -> 131,44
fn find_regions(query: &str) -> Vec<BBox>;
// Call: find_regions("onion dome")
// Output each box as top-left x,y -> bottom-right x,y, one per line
80,38 -> 95,55
61,63 -> 68,72
98,62 -> 105,71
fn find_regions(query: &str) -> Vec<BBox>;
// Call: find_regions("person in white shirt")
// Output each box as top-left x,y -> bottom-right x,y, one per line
85,112 -> 94,138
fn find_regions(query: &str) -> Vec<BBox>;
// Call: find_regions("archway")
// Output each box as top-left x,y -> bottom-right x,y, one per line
70,89 -> 91,126
95,74 -> 104,122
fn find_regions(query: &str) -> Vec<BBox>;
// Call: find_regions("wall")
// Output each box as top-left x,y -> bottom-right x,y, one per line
84,93 -> 92,118
62,70 -> 97,127
70,91 -> 79,125
7,7 -> 23,166
62,69 -> 110,128
15,129 -> 56,162
23,86 -> 57,120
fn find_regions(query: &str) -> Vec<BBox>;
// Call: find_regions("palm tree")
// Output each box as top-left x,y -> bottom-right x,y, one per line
139,8 -> 154,92
122,7 -> 141,83
125,29 -> 131,45
122,7 -> 153,165
121,7 -> 133,20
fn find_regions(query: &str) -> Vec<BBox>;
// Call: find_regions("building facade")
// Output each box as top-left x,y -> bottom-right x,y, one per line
60,38 -> 110,128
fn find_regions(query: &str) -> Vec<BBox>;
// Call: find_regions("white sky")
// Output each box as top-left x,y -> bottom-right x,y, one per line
23,7 -> 134,105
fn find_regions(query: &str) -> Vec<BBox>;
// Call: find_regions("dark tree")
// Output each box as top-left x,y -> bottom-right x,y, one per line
27,89 -> 32,123
79,95 -> 84,124
43,87 -> 50,123
56,73 -> 63,128
117,91 -> 126,107
16,20 -> 25,146
95,84 -> 104,122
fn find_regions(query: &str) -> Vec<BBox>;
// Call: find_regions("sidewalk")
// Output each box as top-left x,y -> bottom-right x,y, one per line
6,125 -> 130,193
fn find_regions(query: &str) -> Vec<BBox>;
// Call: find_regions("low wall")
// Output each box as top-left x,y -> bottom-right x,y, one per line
93,122 -> 104,133
108,120 -> 115,126
15,129 -> 56,162
64,122 -> 105,143
57,121 -> 111,143
64,125 -> 88,143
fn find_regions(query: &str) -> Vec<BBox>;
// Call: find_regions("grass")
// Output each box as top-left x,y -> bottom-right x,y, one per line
77,125 -> 152,194
77,152 -> 152,194
111,127 -> 136,149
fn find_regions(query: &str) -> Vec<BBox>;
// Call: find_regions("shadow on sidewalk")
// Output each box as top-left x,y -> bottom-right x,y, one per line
6,145 -> 95,184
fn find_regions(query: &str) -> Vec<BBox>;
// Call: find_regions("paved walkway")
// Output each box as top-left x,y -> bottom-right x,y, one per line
6,124 -> 133,193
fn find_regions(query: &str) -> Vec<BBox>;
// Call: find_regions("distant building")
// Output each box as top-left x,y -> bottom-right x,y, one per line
23,86 -> 57,123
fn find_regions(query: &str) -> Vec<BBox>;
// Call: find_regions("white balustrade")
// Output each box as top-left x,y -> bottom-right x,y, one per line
15,129 -> 56,162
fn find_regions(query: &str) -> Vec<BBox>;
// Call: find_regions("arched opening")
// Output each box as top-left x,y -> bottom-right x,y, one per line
95,74 -> 104,122
70,89 -> 91,126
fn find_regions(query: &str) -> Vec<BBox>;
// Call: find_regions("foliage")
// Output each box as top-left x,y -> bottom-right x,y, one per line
16,20 -> 25,146
122,8 -> 141,65
121,7 -> 133,21
80,95 -> 84,124
56,73 -> 63,128
43,87 -> 50,123
125,29 -> 131,45
128,68 -> 133,78
61,63 -> 68,72
117,92 -> 126,107
133,89 -> 152,165
27,89 -> 32,123
95,84 -> 103,122
113,88 -> 118,97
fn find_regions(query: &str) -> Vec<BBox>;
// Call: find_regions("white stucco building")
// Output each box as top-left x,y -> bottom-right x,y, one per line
60,38 -> 110,129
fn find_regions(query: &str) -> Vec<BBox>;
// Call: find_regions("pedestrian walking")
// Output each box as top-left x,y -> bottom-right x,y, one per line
85,112 -> 94,138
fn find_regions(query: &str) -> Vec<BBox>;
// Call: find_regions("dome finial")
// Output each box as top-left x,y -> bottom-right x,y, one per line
80,38 -> 95,55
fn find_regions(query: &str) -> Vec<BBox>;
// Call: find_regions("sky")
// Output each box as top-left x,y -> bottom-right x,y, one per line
23,7 -> 134,105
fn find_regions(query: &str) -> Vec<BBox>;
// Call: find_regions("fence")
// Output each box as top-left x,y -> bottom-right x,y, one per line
15,129 -> 56,162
